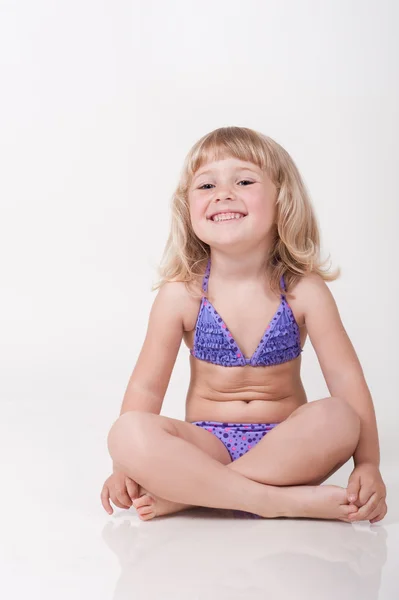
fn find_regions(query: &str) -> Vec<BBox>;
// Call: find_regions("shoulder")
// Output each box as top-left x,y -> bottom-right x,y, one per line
153,280 -> 202,329
290,272 -> 337,319
292,271 -> 328,294
154,280 -> 191,309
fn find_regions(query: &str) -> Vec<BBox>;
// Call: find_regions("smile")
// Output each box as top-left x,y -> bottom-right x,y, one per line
210,212 -> 246,223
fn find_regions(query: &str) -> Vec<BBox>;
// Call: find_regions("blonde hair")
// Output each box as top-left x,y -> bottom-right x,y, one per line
152,126 -> 340,297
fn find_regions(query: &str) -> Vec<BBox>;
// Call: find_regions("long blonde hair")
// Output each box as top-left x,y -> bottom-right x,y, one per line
152,126 -> 339,297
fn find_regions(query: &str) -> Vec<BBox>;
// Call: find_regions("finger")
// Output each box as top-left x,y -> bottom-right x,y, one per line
110,491 -> 131,510
367,498 -> 385,522
358,486 -> 375,507
114,485 -> 133,508
341,503 -> 359,517
370,504 -> 387,524
349,495 -> 379,521
339,505 -> 358,523
369,500 -> 387,523
101,486 -> 113,515
125,477 -> 139,502
349,492 -> 379,521
347,478 -> 360,503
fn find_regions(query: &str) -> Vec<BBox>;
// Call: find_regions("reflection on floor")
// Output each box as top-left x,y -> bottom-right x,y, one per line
102,502 -> 396,600
2,486 -> 398,600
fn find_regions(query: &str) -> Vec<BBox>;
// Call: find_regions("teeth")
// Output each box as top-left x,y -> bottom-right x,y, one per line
212,212 -> 244,222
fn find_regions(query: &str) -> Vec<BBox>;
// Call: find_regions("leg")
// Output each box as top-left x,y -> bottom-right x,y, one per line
131,416 -> 234,519
228,397 -> 361,486
107,408 -> 359,521
108,412 -> 270,516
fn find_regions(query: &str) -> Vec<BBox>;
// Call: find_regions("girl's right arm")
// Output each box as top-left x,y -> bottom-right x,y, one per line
119,281 -> 187,417
101,282 -> 188,513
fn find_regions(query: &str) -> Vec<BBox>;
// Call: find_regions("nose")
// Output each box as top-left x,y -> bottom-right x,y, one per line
215,185 -> 235,202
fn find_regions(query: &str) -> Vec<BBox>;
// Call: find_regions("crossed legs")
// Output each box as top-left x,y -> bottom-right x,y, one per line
107,397 -> 361,521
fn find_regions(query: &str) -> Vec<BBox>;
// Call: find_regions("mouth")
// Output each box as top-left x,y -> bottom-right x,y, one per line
208,211 -> 247,223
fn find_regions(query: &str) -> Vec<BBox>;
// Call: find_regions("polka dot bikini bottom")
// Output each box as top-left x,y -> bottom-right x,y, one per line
191,420 -> 279,519
191,420 -> 279,462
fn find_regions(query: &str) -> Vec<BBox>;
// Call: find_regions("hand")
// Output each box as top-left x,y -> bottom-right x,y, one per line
101,471 -> 140,515
346,463 -> 387,523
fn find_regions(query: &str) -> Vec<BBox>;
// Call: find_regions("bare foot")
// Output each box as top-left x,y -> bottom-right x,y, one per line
260,484 -> 359,522
132,484 -> 358,523
132,486 -> 195,521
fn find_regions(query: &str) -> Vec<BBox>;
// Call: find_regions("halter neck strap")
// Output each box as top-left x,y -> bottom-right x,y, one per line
202,258 -> 211,293
280,273 -> 286,296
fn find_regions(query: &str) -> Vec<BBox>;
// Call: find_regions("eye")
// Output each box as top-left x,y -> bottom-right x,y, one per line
198,180 -> 254,190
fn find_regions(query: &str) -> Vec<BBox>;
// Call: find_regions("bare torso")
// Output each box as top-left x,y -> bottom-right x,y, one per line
182,274 -> 309,424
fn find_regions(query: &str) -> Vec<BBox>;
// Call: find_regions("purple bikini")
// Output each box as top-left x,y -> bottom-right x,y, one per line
190,257 -> 303,462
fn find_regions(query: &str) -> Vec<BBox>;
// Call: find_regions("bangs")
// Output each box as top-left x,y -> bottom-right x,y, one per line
186,127 -> 274,179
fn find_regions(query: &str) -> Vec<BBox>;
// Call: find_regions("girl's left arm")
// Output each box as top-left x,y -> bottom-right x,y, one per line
296,274 -> 387,522
296,273 -> 380,467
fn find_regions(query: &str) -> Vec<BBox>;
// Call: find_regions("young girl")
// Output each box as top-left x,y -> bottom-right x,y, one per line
101,126 -> 387,523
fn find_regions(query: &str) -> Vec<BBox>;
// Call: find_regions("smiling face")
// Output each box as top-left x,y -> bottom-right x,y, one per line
188,156 -> 277,253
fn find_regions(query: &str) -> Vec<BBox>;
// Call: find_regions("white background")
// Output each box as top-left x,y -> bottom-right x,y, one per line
1,1 -> 398,599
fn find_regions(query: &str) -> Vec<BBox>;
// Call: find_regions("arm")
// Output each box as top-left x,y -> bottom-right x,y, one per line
119,281 -> 187,416
296,273 -> 380,467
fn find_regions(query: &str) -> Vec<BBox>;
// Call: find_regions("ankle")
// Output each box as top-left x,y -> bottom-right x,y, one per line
246,483 -> 281,518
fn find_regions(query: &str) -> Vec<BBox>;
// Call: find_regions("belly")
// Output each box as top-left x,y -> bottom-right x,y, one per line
185,354 -> 308,423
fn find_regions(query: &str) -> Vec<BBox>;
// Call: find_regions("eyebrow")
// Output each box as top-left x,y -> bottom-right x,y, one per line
192,166 -> 259,183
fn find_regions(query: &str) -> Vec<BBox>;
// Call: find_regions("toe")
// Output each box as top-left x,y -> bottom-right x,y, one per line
341,504 -> 358,517
133,494 -> 154,509
138,506 -> 154,515
139,508 -> 155,521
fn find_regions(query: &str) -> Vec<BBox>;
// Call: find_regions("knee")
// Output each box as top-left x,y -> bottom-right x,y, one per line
313,396 -> 361,447
107,410 -> 155,464
322,396 -> 360,426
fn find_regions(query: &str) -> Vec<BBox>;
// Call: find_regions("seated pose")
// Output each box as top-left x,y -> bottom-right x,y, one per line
101,126 -> 387,523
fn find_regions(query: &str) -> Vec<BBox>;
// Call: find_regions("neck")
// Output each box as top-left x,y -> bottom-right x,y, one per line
208,247 -> 272,287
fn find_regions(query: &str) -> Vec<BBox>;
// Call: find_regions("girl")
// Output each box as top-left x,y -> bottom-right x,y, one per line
101,126 -> 387,523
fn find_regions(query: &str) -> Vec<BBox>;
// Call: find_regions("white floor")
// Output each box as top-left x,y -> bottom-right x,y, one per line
1,395 -> 398,600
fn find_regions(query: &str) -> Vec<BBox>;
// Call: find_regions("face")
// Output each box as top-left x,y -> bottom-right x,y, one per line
188,157 -> 277,253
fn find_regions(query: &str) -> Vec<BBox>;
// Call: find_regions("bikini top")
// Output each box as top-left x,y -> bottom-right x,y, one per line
190,258 -> 302,367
